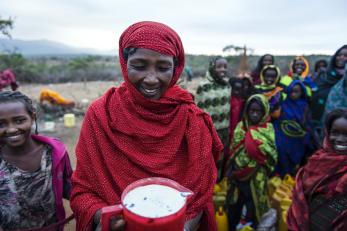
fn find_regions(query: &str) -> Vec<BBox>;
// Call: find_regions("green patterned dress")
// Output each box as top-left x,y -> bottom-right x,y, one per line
226,94 -> 278,222
195,72 -> 231,145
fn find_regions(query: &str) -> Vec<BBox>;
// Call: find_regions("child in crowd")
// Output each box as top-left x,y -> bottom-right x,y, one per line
280,56 -> 317,98
255,65 -> 283,119
225,94 -> 277,231
273,80 -> 317,177
250,54 -> 275,85
312,59 -> 328,81
196,56 -> 231,178
228,77 -> 253,144
287,108 -> 347,230
0,91 -> 73,230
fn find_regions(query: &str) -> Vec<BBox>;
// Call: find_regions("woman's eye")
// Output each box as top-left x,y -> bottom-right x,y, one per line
130,64 -> 146,70
15,119 -> 26,124
158,66 -> 171,72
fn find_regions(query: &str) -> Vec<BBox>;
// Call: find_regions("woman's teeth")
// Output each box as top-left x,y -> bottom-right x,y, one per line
334,144 -> 347,151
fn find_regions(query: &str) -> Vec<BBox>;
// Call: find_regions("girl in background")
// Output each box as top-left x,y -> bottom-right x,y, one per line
280,56 -> 317,98
251,54 -> 274,85
312,59 -> 328,81
287,108 -> 347,230
226,94 -> 277,231
255,65 -> 283,119
311,45 -> 347,125
273,80 -> 317,177
0,91 -> 73,231
196,56 -> 231,179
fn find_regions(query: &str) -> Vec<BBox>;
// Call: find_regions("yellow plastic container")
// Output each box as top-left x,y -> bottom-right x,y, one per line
280,197 -> 292,211
239,226 -> 254,231
283,174 -> 295,188
268,176 -> 282,197
214,184 -> 222,193
215,207 -> 228,231
64,113 -> 76,128
279,210 -> 288,231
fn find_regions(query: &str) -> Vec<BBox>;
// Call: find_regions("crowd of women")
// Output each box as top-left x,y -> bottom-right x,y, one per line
0,21 -> 346,231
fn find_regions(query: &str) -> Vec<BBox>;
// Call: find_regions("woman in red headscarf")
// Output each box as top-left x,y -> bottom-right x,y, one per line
70,21 -> 222,231
287,108 -> 347,231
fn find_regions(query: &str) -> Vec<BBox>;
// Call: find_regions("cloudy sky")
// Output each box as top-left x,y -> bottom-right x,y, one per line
2,0 -> 346,55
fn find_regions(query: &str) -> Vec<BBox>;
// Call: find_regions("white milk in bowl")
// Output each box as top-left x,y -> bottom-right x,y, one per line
123,184 -> 188,218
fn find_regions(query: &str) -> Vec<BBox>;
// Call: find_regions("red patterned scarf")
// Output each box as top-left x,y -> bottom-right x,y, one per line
287,139 -> 347,230
70,21 -> 222,230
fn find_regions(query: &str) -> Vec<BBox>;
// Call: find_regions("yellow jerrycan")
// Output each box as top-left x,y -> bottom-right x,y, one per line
215,206 -> 228,231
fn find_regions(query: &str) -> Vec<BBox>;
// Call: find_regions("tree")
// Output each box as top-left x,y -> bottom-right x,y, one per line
223,44 -> 254,77
0,16 -> 13,38
68,56 -> 93,89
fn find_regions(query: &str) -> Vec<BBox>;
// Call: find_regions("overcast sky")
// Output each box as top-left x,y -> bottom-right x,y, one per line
2,0 -> 347,55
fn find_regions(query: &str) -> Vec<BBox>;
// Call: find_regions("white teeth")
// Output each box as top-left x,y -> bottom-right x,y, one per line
143,88 -> 158,94
334,145 -> 347,151
7,135 -> 22,141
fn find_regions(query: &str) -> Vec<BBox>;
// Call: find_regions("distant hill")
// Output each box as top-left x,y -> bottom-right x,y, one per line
0,38 -> 114,56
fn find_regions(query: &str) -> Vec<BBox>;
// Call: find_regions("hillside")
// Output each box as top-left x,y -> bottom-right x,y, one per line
0,38 -> 113,56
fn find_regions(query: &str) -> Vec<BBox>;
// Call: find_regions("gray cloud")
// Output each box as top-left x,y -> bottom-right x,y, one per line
1,0 -> 346,55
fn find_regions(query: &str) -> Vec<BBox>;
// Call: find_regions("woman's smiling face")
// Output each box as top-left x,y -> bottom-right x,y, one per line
127,48 -> 174,100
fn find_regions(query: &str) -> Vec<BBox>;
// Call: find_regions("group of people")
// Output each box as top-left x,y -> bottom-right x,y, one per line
196,45 -> 347,230
0,21 -> 346,231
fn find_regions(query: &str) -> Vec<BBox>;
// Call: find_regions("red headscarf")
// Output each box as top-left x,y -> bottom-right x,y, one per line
287,139 -> 347,230
70,21 -> 222,230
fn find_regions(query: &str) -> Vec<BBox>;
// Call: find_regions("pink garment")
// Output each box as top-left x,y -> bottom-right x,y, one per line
0,69 -> 18,91
32,135 -> 73,228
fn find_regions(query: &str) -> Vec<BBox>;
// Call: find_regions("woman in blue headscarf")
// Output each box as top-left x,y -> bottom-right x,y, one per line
273,80 -> 317,177
311,45 -> 347,125
322,63 -> 347,122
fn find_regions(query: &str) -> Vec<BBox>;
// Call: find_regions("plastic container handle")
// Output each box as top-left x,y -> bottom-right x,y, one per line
101,204 -> 123,231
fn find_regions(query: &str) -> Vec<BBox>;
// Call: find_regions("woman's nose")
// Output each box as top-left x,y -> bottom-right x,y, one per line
143,70 -> 159,84
6,125 -> 18,134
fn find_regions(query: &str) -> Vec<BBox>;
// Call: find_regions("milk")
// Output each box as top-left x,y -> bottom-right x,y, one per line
123,184 -> 188,218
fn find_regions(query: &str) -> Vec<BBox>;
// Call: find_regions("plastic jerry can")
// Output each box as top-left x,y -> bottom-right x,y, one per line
215,207 -> 228,231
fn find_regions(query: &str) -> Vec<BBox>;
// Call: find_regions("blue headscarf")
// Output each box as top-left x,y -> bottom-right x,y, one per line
281,80 -> 308,125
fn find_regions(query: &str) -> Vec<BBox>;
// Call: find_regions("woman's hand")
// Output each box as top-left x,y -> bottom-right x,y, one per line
94,209 -> 126,231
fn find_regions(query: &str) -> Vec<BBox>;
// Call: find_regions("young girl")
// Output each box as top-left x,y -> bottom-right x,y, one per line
251,54 -> 275,85
228,77 -> 253,144
196,56 -> 231,179
255,65 -> 283,119
196,56 -> 231,144
273,80 -> 317,177
280,56 -> 317,98
226,94 -> 277,231
0,91 -> 73,230
287,108 -> 347,230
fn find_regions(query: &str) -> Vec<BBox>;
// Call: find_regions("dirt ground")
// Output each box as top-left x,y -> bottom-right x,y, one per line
18,79 -> 201,229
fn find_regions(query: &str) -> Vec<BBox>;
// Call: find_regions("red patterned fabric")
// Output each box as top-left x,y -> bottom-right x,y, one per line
229,96 -> 244,144
70,21 -> 222,230
244,125 -> 267,166
287,139 -> 347,230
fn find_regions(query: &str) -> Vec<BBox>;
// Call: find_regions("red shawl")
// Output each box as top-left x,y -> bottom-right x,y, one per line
70,21 -> 222,230
287,139 -> 347,230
